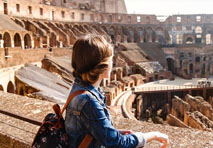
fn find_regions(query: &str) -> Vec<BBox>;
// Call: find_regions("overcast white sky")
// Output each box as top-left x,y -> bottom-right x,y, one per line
124,0 -> 213,16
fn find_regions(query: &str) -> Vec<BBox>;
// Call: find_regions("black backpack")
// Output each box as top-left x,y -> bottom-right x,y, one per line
32,90 -> 93,148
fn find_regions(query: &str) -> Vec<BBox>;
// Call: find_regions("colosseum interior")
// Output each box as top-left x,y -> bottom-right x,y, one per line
0,0 -> 212,147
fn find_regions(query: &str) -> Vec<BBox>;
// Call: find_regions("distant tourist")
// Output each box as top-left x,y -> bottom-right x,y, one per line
65,34 -> 169,147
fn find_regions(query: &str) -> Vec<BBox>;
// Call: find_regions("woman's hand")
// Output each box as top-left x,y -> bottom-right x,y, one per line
144,131 -> 169,147
119,129 -> 133,135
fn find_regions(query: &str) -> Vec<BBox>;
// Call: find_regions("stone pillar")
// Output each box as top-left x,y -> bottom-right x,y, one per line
0,40 -> 4,48
59,41 -> 63,48
21,40 -> 25,49
136,97 -> 143,120
39,38 -> 43,48
11,40 -> 14,48
31,40 -> 34,48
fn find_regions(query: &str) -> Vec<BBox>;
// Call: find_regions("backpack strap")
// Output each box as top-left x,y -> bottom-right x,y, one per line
61,89 -> 86,114
78,134 -> 93,148
62,89 -> 93,148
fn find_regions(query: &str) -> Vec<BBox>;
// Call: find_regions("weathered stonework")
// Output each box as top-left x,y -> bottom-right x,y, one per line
184,111 -> 213,131
171,96 -> 190,121
185,94 -> 213,121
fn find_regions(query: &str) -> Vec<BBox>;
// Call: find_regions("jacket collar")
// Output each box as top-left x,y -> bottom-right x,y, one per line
73,77 -> 106,104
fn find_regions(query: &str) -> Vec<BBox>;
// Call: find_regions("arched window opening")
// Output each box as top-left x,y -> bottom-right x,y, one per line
14,33 -> 21,47
7,81 -> 15,93
186,37 -> 193,44
3,32 -> 11,47
24,34 -> 32,49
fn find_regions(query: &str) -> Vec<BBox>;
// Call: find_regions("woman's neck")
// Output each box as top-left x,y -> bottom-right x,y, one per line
92,79 -> 102,89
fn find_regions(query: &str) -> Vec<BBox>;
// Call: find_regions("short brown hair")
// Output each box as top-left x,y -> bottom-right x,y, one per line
72,34 -> 113,84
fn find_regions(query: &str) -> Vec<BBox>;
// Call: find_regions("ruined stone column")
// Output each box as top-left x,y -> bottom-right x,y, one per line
136,95 -> 143,120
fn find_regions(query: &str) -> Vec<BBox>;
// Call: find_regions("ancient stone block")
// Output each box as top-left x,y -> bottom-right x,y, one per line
185,111 -> 213,131
185,94 -> 213,121
171,96 -> 190,121
166,114 -> 188,128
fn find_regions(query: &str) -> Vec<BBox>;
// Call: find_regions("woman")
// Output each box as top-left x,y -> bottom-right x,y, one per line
65,34 -> 169,148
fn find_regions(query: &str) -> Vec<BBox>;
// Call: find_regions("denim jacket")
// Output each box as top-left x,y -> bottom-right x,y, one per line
65,78 -> 139,148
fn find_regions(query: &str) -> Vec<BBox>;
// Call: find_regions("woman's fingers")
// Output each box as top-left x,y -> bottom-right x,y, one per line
159,134 -> 169,148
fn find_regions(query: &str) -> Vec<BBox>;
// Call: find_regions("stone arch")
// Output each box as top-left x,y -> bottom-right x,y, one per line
83,24 -> 89,30
14,33 -> 22,47
146,27 -> 155,42
78,25 -> 87,33
101,25 -> 108,33
3,32 -> 11,47
0,85 -> 4,91
73,24 -> 79,28
186,37 -> 193,44
155,27 -> 166,44
24,33 -> 32,48
137,27 -> 145,42
195,26 -> 202,34
73,24 -> 84,33
64,23 -> 71,29
7,81 -> 15,93
116,26 -> 126,42
127,27 -> 139,42
49,32 -> 57,47
183,34 -> 194,44
91,25 -> 98,31
195,26 -> 202,43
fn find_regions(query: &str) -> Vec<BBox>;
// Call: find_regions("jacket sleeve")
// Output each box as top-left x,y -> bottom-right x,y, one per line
80,96 -> 139,148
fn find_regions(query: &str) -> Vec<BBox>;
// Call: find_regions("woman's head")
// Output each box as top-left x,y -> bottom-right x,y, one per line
72,34 -> 113,84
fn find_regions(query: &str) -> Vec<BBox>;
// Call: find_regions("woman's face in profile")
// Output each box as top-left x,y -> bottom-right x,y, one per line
102,56 -> 113,79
